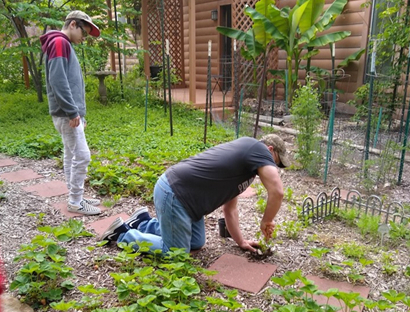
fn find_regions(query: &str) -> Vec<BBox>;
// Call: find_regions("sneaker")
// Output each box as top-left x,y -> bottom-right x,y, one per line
68,200 -> 101,215
101,217 -> 130,241
124,207 -> 151,230
83,198 -> 101,206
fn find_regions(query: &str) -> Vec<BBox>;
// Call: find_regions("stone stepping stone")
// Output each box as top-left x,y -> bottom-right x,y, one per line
1,293 -> 33,312
306,275 -> 370,310
208,253 -> 277,293
0,158 -> 17,167
23,180 -> 68,197
88,213 -> 130,238
52,201 -> 108,218
0,169 -> 43,182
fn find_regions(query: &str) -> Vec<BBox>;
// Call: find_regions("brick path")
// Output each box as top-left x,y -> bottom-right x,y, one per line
0,156 -> 369,302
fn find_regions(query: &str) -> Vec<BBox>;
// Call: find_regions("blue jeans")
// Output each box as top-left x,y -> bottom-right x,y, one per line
118,174 -> 206,253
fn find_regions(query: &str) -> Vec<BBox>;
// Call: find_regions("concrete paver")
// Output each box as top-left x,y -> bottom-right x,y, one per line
208,253 -> 277,293
307,275 -> 370,310
0,159 -> 17,167
23,180 -> 68,197
0,169 -> 43,182
88,213 -> 130,238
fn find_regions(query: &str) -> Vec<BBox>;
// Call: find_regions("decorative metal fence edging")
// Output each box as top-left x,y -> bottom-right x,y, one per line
301,187 -> 410,225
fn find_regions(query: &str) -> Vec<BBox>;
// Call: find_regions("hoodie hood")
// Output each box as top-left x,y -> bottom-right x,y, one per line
40,31 -> 70,53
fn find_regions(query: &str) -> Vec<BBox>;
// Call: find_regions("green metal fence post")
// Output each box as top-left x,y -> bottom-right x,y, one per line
144,77 -> 148,132
236,87 -> 245,139
373,107 -> 383,148
364,41 -> 377,178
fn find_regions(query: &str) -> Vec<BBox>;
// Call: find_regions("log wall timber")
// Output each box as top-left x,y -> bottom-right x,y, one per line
183,0 -> 221,90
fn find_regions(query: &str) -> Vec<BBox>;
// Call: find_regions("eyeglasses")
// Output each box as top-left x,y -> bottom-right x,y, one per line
78,25 -> 88,38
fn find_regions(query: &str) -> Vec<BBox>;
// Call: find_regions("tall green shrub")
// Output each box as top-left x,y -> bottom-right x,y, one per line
291,78 -> 323,175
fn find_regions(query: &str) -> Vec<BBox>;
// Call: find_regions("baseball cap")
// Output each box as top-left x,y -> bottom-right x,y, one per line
260,134 -> 291,168
66,10 -> 100,37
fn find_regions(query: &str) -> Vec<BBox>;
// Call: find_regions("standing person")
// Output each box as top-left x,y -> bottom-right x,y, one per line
102,134 -> 290,253
40,11 -> 101,215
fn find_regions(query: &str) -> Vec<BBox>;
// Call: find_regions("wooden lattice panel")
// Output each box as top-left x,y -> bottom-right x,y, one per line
147,0 -> 184,86
232,0 -> 279,97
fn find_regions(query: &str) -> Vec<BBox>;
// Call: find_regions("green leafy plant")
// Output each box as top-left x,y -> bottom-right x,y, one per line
280,220 -> 304,239
51,284 -> 109,311
338,241 -> 368,260
255,227 -> 277,254
356,213 -> 381,238
290,78 -> 323,176
38,218 -> 94,242
27,212 -> 46,226
310,247 -> 331,271
405,266 -> 410,277
381,251 -> 398,275
10,236 -> 75,308
342,260 -> 365,284
269,270 -> 365,311
0,180 -> 5,201
337,208 -> 359,226
284,186 -> 294,203
9,219 -> 94,307
338,139 -> 355,166
388,220 -> 410,242
255,197 -> 267,214
102,194 -> 122,208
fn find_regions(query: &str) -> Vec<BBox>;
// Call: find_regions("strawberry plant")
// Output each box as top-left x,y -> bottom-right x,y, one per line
10,219 -> 92,308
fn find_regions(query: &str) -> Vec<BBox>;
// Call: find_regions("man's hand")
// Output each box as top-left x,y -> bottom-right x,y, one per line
260,220 -> 275,240
69,116 -> 80,128
238,240 -> 260,253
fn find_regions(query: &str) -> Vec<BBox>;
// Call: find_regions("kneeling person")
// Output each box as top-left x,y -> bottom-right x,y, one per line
102,134 -> 290,254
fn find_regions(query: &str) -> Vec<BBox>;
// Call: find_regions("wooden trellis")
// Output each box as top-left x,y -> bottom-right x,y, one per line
232,0 -> 279,96
147,0 -> 185,86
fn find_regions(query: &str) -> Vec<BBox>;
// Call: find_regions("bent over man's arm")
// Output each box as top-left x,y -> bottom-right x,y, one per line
258,165 -> 284,240
223,197 -> 260,253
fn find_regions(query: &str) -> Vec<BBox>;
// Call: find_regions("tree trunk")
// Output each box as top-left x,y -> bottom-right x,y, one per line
10,15 -> 44,102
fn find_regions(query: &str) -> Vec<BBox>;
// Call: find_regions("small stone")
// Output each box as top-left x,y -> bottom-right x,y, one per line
1,294 -> 34,312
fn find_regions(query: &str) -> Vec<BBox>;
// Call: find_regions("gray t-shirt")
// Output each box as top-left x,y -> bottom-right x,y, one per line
165,137 -> 276,221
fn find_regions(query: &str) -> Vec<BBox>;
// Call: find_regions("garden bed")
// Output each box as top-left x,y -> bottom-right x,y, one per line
1,130 -> 410,311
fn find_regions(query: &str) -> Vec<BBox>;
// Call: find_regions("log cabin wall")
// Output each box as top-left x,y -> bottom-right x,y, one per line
182,0 -> 279,93
182,0 -> 229,90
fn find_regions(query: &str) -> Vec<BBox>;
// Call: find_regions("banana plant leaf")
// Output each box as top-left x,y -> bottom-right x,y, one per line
301,49 -> 320,60
217,27 -> 264,59
307,31 -> 351,47
299,0 -> 325,33
337,48 -> 366,68
316,0 -> 348,31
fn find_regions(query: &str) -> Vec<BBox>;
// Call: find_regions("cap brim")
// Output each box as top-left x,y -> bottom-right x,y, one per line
278,152 -> 291,168
89,24 -> 100,37
83,21 -> 100,37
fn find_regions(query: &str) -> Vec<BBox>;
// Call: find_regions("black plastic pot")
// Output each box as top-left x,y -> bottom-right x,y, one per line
149,65 -> 162,80
218,218 -> 231,238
